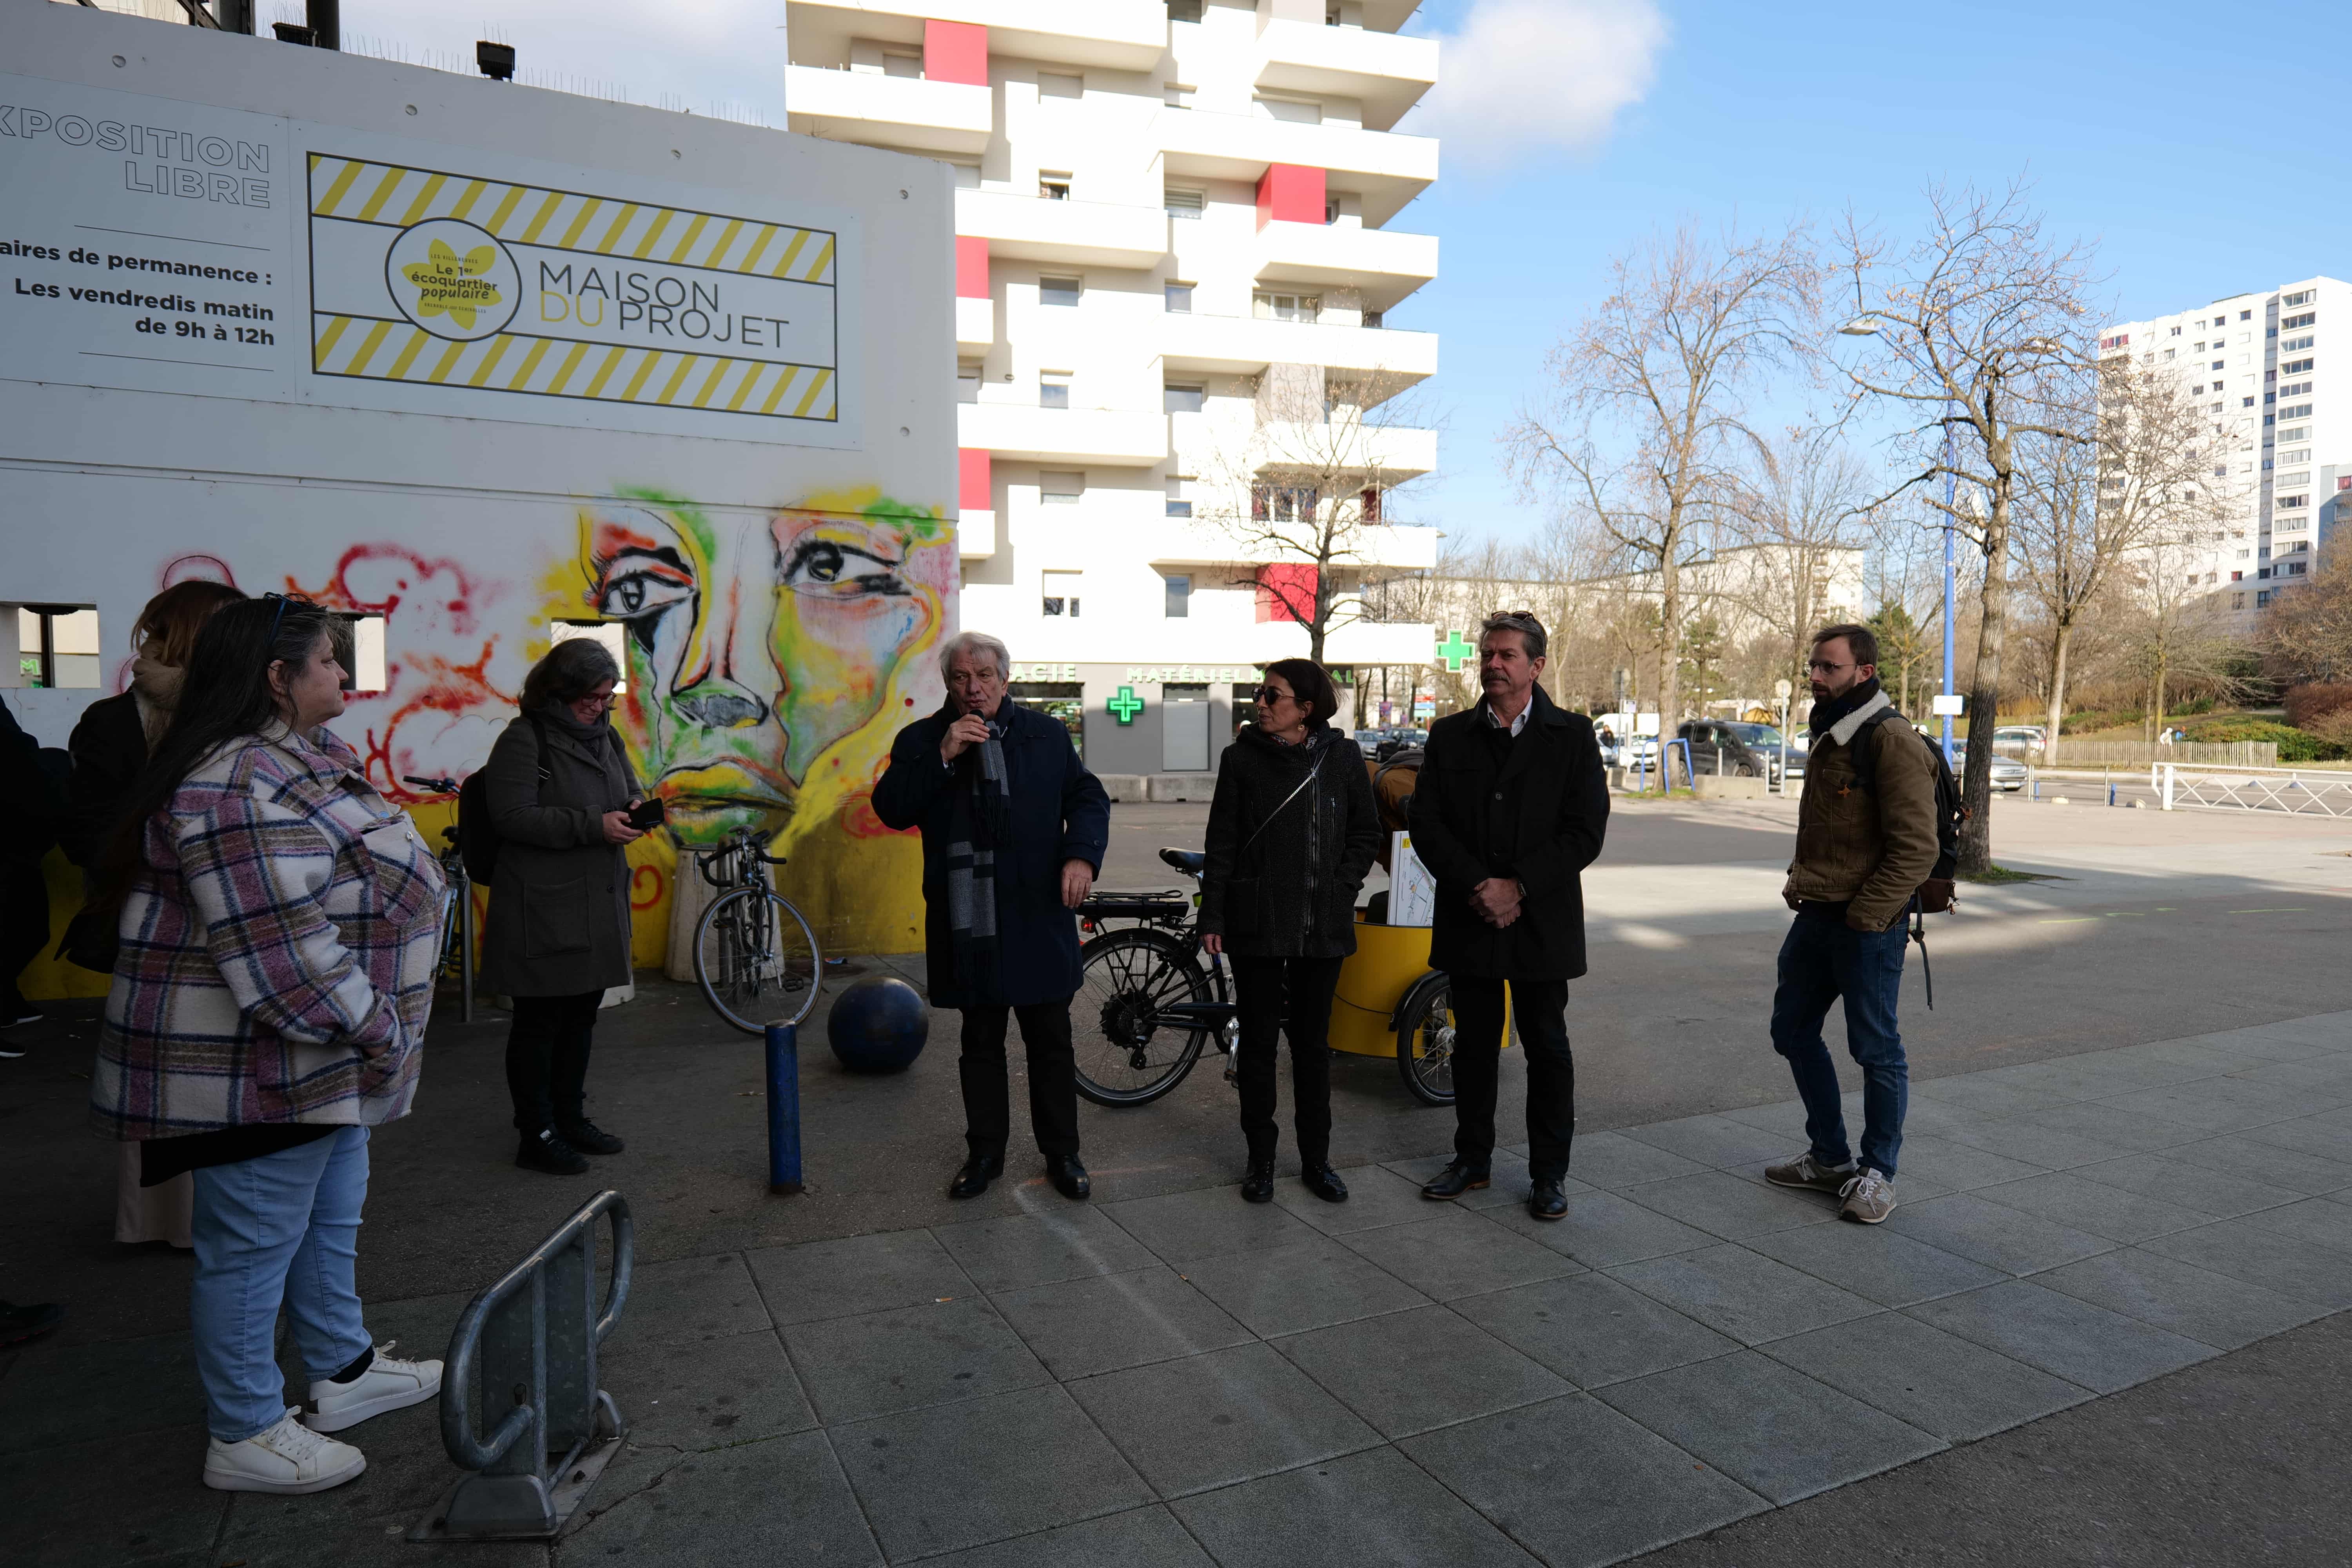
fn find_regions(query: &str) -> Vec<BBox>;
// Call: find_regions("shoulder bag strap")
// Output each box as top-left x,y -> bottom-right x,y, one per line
1238,745 -> 1327,858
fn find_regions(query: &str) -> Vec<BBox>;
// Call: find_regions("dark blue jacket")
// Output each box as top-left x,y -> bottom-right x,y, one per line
871,699 -> 1111,1008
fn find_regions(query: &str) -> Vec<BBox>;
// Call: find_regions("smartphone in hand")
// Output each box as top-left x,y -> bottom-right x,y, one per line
626,797 -> 667,830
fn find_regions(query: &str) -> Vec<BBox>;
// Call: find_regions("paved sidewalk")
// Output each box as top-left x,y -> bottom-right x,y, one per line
10,1011 -> 2352,1568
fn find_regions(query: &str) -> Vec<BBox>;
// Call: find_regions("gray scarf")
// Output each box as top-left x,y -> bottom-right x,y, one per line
944,704 -> 1013,999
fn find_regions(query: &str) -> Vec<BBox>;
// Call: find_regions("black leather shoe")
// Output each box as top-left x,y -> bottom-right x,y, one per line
948,1153 -> 1003,1200
1420,1160 -> 1490,1200
1240,1159 -> 1275,1203
557,1121 -> 625,1156
1300,1163 -> 1349,1203
1529,1177 -> 1568,1221
516,1130 -> 590,1176
1045,1154 -> 1091,1200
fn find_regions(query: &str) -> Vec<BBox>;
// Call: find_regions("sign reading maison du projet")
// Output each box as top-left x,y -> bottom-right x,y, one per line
0,71 -> 854,446
1009,663 -> 1260,686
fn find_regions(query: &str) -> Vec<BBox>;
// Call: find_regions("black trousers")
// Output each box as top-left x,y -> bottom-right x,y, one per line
1230,954 -> 1343,1167
1450,976 -> 1575,1181
506,990 -> 604,1134
0,858 -> 49,1012
959,1001 -> 1080,1161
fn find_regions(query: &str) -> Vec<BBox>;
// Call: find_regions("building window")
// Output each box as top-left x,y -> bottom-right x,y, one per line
1359,486 -> 1381,522
1040,274 -> 1081,307
1165,574 -> 1192,617
2284,290 -> 2313,307
2241,310 -> 2254,320
1163,382 -> 1205,414
1324,197 -> 1341,225
1167,0 -> 1203,21
1164,281 -> 1194,313
9,604 -> 101,689
2283,312 -> 2317,330
957,365 -> 982,403
2232,592 -> 2245,608
1165,187 -> 1204,219
1040,372 -> 1071,409
1038,73 -> 1083,100
334,613 -> 390,693
1251,483 -> 1318,522
1040,470 -> 1083,504
1037,173 -> 1071,201
1166,475 -> 1193,518
1042,570 -> 1082,617
2258,590 -> 2273,606
1254,291 -> 1321,323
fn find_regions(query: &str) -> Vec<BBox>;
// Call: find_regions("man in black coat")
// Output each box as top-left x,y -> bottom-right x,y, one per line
1406,613 -> 1610,1220
873,631 -> 1111,1202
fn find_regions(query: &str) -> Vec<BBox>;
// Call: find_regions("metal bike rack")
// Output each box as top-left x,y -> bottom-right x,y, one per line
410,1190 -> 632,1542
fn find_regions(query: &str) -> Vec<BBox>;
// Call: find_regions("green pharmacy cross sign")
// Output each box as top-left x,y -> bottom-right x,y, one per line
1436,628 -> 1475,673
1106,686 -> 1145,724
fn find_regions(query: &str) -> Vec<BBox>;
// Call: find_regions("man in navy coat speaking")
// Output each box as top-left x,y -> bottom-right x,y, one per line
874,630 -> 1111,1202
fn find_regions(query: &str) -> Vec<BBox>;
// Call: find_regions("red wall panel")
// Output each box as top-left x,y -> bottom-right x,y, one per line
924,20 -> 988,86
958,448 -> 991,512
1255,563 -> 1318,623
954,235 -> 989,299
1254,163 -> 1325,230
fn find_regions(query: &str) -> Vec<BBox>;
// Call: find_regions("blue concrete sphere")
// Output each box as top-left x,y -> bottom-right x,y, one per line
826,975 -> 930,1075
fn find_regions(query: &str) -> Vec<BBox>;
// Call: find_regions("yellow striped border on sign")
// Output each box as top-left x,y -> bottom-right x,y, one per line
309,313 -> 838,421
307,153 -> 837,285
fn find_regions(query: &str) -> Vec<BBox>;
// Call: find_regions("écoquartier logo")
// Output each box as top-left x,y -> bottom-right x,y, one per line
385,218 -> 519,340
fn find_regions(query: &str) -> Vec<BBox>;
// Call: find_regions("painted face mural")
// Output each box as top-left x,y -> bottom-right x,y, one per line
566,489 -> 950,844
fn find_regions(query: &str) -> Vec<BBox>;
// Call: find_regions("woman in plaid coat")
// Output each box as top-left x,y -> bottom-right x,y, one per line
90,597 -> 448,1496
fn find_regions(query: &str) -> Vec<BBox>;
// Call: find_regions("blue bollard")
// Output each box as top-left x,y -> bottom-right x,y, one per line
764,1023 -> 803,1195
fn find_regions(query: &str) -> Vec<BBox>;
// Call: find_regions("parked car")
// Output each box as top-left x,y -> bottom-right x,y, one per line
1951,739 -> 2029,791
1991,724 -> 2046,756
1675,719 -> 1769,779
1374,729 -> 1428,761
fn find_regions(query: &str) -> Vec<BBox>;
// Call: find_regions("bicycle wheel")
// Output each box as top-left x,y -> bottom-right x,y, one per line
1395,977 -> 1457,1106
694,887 -> 822,1034
1072,927 -> 1210,1106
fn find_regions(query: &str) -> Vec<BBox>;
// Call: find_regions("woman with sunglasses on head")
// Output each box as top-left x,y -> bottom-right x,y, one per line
91,595 -> 448,1494
478,636 -> 646,1175
1199,659 -> 1381,1205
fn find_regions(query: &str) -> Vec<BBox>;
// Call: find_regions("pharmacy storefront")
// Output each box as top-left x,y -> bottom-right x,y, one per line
1007,661 -> 1274,775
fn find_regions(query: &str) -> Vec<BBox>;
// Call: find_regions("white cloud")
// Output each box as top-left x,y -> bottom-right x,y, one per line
1415,0 -> 1669,167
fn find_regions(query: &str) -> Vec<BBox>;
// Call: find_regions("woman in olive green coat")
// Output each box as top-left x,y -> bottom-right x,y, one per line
479,638 -> 645,1174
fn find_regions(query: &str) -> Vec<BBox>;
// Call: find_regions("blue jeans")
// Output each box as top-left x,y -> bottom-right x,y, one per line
189,1126 -> 374,1442
1770,915 -> 1908,1178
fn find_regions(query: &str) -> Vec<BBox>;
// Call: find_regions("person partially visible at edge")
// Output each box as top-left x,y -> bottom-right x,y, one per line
1405,612 -> 1610,1222
479,636 -> 645,1177
1200,660 -> 1381,1207
60,579 -> 248,1249
0,691 -> 56,1037
872,630 -> 1110,1203
1761,623 -> 1940,1225
89,595 -> 447,1496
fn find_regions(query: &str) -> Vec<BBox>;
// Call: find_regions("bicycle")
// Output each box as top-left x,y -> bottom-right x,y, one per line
400,774 -> 477,1023
689,827 -> 822,1034
1073,848 -> 1462,1107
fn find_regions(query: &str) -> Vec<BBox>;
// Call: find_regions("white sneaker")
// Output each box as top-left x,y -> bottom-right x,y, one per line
205,1407 -> 367,1494
1838,1169 -> 1898,1224
304,1341 -> 443,1433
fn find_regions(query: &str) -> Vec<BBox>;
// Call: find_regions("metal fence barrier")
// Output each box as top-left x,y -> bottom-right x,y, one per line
2154,763 -> 2352,818
411,1190 -> 633,1542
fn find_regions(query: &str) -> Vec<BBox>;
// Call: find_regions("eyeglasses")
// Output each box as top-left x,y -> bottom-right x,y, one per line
261,591 -> 319,656
1254,686 -> 1295,705
1807,659 -> 1852,674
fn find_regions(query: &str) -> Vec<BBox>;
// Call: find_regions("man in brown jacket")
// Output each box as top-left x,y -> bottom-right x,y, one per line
1762,624 -> 1940,1223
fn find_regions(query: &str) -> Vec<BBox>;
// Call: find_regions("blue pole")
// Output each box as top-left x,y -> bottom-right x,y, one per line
764,1022 -> 803,1195
1940,419 -> 1958,766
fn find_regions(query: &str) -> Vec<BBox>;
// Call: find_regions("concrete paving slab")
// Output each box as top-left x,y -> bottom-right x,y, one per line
1737,1221 -> 2005,1309
2161,1134 -> 2352,1196
2242,1111 -> 2352,1165
1907,1075 -> 2049,1119
1592,1351 -> 1944,1506
1906,1280 -> 2216,1392
1759,1311 -> 2091,1442
1968,1172 -> 2221,1244
832,1383 -> 1151,1561
0,1328 -> 205,1455
781,1298 -> 1049,1424
2033,1247 -> 2325,1351
746,1228 -> 978,1328
2225,1011 -> 2352,1049
1607,1244 -> 1880,1348
1553,1129 -> 1712,1190
1875,1132 -> 2049,1197
1172,1445 -> 1542,1568
1180,1236 -> 1430,1338
619,1251 -> 773,1345
1269,1162 -> 1458,1235
1446,1273 -> 1739,1391
907,1506 -> 1212,1568
1066,1341 -> 1380,1498
929,1205 -> 1160,1294
1530,1188 -> 1719,1270
985,1266 -> 1252,1381
1710,1097 -> 1814,1141
2227,1056 -> 2352,1094
13,1424 -> 223,1568
555,1428 -> 879,1568
1880,1193 -> 2115,1276
1620,1113 -> 1796,1170
2240,1194 -> 2352,1251
1274,1303 -> 1570,1438
2004,1096 -> 2208,1155
2138,1221 -> 2352,1308
2067,1151 -> 2295,1219
1098,1183 -> 1323,1264
1619,1170 -> 1840,1242
597,1327 -> 816,1450
2096,1081 -> 2317,1136
1382,1149 -> 1535,1210
1928,1113 -> 2133,1171
1398,1393 -> 1768,1568
1336,1209 -> 1587,1303
2199,1024 -> 2346,1061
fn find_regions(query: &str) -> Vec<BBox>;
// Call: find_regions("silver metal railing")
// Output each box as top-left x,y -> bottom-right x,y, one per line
2152,762 -> 2352,818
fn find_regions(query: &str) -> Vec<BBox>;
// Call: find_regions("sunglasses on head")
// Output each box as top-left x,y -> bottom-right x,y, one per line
261,591 -> 320,653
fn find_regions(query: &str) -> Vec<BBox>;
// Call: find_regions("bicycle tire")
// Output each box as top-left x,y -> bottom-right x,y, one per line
1073,927 -> 1210,1106
694,886 -> 823,1034
1395,978 -> 1457,1106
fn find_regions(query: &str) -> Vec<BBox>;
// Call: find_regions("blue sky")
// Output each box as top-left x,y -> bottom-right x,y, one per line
1394,0 -> 2352,544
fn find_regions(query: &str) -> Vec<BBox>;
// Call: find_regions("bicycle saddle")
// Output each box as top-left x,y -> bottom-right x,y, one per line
1158,847 -> 1206,875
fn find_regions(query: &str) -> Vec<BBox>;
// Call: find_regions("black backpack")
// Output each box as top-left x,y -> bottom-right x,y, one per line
456,711 -> 549,886
1844,708 -> 1966,904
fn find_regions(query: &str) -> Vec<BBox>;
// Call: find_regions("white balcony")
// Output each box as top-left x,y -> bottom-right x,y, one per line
1169,414 -> 1438,480
1323,619 -> 1440,666
1154,108 -> 1437,227
1145,521 -> 1440,571
956,189 -> 1167,270
1161,312 -> 1438,385
784,65 -> 991,154
786,1 -> 1167,71
958,401 -> 1168,465
1250,219 -> 1438,313
956,296 -> 995,353
958,508 -> 996,560
1252,18 -> 1438,132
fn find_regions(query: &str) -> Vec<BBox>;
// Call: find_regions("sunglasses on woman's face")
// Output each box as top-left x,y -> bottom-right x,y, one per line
1254,686 -> 1295,705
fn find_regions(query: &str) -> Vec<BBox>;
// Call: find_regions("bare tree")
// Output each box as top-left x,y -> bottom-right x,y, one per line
1508,220 -> 1822,784
2118,529 -> 2252,735
2261,553 -> 2352,686
1721,424 -> 1876,696
1838,180 -> 2100,873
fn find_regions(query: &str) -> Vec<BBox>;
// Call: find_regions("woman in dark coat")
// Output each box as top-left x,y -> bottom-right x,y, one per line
1200,659 -> 1380,1205
478,637 -> 644,1175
